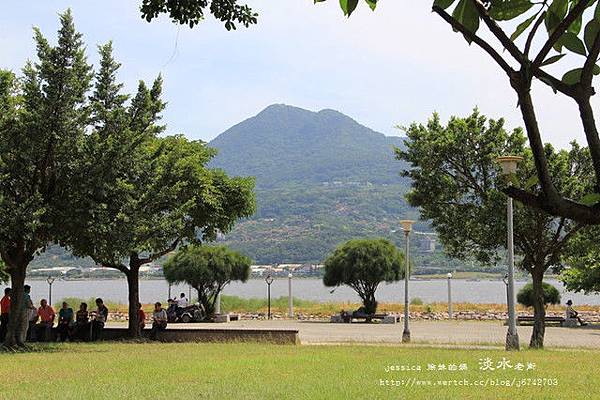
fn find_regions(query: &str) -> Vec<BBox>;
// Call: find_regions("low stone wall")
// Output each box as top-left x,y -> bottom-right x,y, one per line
99,327 -> 300,344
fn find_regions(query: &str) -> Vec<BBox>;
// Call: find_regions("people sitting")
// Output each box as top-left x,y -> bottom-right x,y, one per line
138,303 -> 146,332
57,301 -> 74,342
0,287 -> 11,342
566,300 -> 587,326
177,293 -> 189,308
90,298 -> 109,341
34,299 -> 55,342
72,302 -> 90,341
150,302 -> 168,340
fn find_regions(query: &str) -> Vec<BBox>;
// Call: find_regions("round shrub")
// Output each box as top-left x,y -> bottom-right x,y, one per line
516,282 -> 561,308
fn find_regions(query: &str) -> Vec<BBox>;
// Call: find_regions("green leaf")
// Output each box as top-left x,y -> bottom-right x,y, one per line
524,175 -> 539,190
584,19 -> 600,53
340,0 -> 359,16
541,53 -> 566,66
561,32 -> 587,56
489,0 -> 534,21
580,192 -> 600,206
510,14 -> 537,41
433,0 -> 456,9
562,68 -> 583,84
365,0 -> 378,11
452,0 -> 480,42
545,0 -> 569,35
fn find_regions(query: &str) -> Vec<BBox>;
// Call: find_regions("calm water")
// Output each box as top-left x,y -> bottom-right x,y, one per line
22,278 -> 600,306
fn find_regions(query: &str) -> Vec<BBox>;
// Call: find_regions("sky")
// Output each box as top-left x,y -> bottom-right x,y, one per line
0,0 -> 595,148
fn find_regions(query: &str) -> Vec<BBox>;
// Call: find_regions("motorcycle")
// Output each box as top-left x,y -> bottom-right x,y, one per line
167,302 -> 205,323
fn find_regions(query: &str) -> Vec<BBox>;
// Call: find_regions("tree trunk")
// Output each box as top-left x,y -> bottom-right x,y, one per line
529,270 -> 546,349
198,289 -> 214,319
3,265 -> 26,348
362,291 -> 378,316
126,266 -> 141,338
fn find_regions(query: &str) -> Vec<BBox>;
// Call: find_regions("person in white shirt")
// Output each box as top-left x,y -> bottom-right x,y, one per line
177,293 -> 188,308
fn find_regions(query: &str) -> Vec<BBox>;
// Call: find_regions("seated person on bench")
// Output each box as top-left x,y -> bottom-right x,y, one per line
72,302 -> 90,341
57,302 -> 74,342
150,302 -> 168,340
35,299 -> 55,342
566,300 -> 587,326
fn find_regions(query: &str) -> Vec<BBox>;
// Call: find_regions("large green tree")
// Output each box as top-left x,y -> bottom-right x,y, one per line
323,238 -> 405,315
397,110 -> 592,348
62,43 -> 255,337
163,245 -> 251,318
0,11 -> 92,347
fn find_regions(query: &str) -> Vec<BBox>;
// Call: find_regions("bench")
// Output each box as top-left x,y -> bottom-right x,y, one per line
334,312 -> 400,324
516,316 -> 565,326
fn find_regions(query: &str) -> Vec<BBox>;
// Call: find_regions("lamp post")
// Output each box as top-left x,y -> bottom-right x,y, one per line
265,274 -> 274,320
447,272 -> 453,319
46,276 -> 56,306
400,219 -> 414,343
215,292 -> 221,315
288,272 -> 294,318
496,155 -> 522,351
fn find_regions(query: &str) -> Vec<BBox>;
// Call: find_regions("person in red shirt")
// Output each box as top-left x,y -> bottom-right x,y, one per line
0,287 -> 11,341
35,299 -> 55,342
137,303 -> 146,332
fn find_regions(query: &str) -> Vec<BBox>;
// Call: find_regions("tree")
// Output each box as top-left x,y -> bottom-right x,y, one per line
0,11 -> 92,347
163,245 -> 251,318
139,0 -> 257,29
323,238 -> 405,315
311,0 -> 600,226
517,282 -> 561,308
58,25 -> 256,338
397,110 -> 592,348
561,226 -> 600,293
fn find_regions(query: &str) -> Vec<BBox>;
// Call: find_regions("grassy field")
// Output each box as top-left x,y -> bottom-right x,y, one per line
0,342 -> 598,399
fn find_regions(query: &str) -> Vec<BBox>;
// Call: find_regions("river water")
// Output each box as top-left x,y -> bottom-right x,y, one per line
21,278 -> 600,306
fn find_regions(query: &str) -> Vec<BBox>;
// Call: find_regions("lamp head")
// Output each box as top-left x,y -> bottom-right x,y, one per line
265,274 -> 274,285
400,220 -> 415,233
496,155 -> 523,176
46,276 -> 55,285
447,272 -> 452,279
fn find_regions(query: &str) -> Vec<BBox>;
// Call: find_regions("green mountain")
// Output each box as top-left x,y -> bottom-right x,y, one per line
209,104 -> 425,264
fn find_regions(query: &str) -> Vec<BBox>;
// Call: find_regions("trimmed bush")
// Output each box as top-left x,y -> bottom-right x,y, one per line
517,282 -> 561,308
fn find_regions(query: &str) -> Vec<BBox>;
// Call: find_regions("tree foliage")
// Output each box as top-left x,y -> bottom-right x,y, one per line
0,10 -> 93,346
517,282 -> 561,307
163,245 -> 251,317
561,226 -> 600,293
323,238 -> 405,314
140,0 -> 257,29
397,109 -> 592,348
57,34 -> 256,337
310,0 -> 600,225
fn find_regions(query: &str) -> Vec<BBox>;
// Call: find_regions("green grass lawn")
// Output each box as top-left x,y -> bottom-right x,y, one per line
0,342 -> 597,399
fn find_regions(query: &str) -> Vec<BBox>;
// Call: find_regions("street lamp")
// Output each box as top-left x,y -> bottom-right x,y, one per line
496,155 -> 522,351
265,274 -> 274,320
46,276 -> 56,307
288,272 -> 294,318
447,272 -> 453,319
400,219 -> 414,343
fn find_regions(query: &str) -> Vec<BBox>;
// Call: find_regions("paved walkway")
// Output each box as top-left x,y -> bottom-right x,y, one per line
128,320 -> 600,349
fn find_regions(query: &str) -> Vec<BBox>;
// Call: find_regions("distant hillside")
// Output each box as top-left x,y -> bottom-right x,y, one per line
27,104 -> 487,273
209,104 -> 435,264
209,104 -> 404,188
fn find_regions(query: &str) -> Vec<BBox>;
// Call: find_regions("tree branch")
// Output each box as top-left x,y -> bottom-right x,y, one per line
473,0 -> 525,63
525,10 -> 547,57
533,0 -> 594,68
432,5 -> 514,76
138,238 -> 180,265
504,186 -> 600,223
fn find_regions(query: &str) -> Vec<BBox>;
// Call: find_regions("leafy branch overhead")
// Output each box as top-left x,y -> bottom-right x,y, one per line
313,0 -> 600,226
140,0 -> 257,29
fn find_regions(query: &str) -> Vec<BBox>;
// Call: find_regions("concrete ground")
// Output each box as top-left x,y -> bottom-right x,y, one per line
124,319 -> 600,349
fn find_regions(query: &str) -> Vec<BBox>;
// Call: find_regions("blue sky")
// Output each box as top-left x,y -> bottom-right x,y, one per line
0,1 -> 593,148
